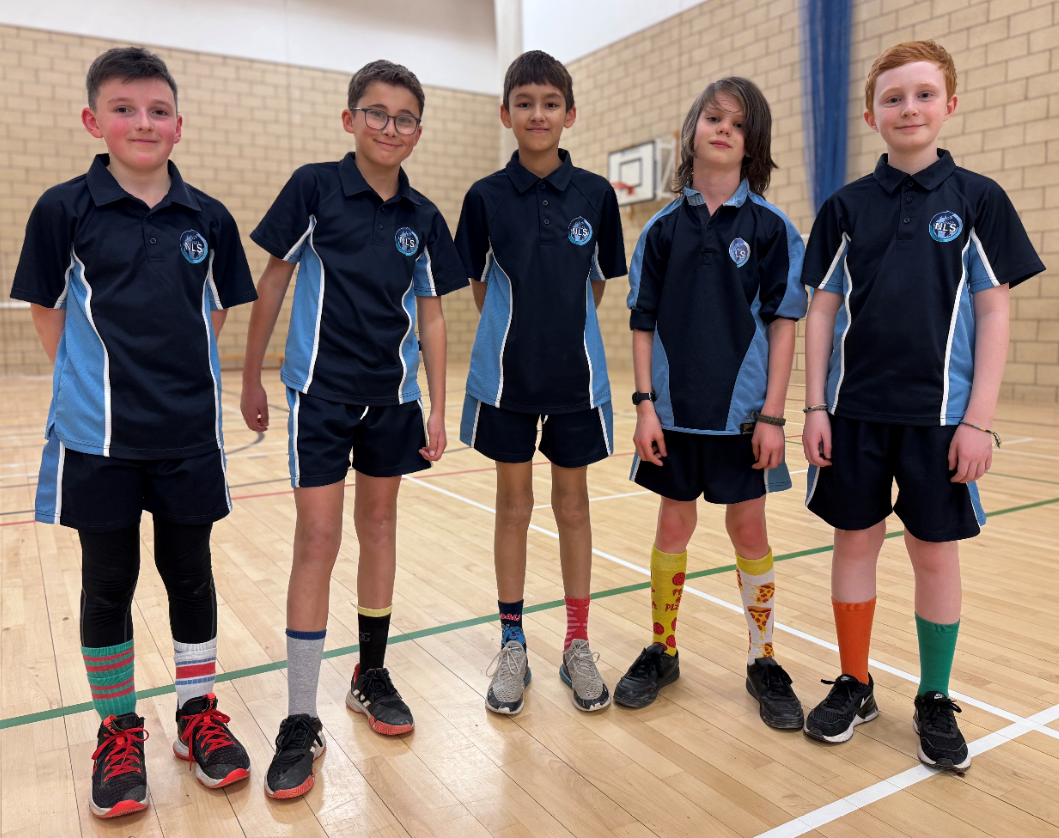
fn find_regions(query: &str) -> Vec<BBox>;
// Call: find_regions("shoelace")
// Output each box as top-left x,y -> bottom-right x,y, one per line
486,642 -> 526,679
359,668 -> 402,703
566,644 -> 603,684
627,647 -> 667,681
180,702 -> 236,766
273,717 -> 321,767
921,695 -> 963,736
758,664 -> 795,697
92,721 -> 149,781
818,676 -> 861,710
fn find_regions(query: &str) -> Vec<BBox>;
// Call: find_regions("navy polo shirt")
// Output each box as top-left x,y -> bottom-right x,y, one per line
627,181 -> 807,434
456,150 -> 627,414
251,153 -> 467,406
10,154 -> 257,459
803,150 -> 1045,426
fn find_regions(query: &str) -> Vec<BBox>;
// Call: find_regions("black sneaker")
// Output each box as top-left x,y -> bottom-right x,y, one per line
264,714 -> 326,800
90,713 -> 150,819
174,693 -> 251,788
914,692 -> 971,772
614,644 -> 680,709
345,664 -> 415,735
803,674 -> 878,743
746,658 -> 805,730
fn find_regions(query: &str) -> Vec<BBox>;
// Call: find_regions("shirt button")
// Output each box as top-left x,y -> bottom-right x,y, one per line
543,200 -> 549,206
907,180 -> 914,187
903,217 -> 910,223
150,237 -> 157,244
544,219 -> 550,225
906,197 -> 912,203
378,224 -> 384,229
539,182 -> 545,189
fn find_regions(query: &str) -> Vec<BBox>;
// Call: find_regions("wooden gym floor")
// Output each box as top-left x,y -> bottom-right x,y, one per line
1,367 -> 1059,838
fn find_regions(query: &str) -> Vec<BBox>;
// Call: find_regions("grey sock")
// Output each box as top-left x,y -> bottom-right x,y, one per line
286,628 -> 326,718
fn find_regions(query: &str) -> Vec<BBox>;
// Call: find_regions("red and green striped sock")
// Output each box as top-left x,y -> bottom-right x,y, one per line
82,640 -> 136,719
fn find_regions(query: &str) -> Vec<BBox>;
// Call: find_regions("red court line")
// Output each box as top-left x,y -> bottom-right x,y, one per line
0,519 -> 34,527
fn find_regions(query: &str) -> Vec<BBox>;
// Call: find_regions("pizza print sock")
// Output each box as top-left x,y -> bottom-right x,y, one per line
915,613 -> 960,696
650,546 -> 687,656
735,549 -> 775,664
832,597 -> 876,685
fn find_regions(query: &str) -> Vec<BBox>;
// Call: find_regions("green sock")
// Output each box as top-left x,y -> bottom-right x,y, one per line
82,640 -> 136,719
915,614 -> 960,696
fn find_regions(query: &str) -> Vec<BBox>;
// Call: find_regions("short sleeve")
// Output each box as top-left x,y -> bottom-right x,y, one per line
754,203 -> 807,323
589,185 -> 627,280
207,207 -> 257,310
454,187 -> 491,282
627,201 -> 678,331
250,166 -> 318,262
967,182 -> 1045,293
802,195 -> 848,295
413,210 -> 470,297
10,191 -> 75,308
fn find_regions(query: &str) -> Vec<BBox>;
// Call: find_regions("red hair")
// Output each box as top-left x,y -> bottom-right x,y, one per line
865,40 -> 957,114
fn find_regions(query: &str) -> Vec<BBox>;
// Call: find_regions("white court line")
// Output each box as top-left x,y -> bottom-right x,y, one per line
756,703 -> 1059,838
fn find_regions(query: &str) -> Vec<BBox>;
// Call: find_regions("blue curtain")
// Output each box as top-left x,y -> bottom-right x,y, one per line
801,0 -> 852,212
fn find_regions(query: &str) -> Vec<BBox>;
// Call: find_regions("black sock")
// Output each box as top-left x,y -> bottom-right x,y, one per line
499,599 -> 526,648
357,606 -> 391,673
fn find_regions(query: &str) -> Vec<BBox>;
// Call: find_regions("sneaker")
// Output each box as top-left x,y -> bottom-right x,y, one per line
264,714 -> 326,800
746,658 -> 804,730
613,644 -> 680,709
559,638 -> 611,712
174,693 -> 251,788
486,640 -> 532,715
914,692 -> 971,772
346,665 -> 415,735
803,674 -> 878,743
90,713 -> 150,819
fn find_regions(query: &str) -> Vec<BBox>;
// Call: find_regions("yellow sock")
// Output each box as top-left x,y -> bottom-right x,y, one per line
650,546 -> 687,656
736,549 -> 775,663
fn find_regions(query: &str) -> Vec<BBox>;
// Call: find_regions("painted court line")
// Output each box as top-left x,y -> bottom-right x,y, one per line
755,703 -> 1059,838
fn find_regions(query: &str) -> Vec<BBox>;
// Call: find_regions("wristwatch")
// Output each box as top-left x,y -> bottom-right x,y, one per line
632,391 -> 657,405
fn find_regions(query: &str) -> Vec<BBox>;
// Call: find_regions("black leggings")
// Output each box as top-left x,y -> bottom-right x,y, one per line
78,518 -> 217,648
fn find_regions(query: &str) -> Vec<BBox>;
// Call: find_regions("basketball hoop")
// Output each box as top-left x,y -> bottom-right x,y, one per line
610,181 -> 635,197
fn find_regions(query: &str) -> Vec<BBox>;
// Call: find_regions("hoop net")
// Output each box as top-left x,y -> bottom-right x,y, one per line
610,181 -> 635,196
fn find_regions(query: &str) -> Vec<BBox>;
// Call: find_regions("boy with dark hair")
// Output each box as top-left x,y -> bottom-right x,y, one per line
615,77 -> 807,728
456,50 -> 626,715
11,46 -> 257,818
241,59 -> 466,799
801,40 -> 1044,771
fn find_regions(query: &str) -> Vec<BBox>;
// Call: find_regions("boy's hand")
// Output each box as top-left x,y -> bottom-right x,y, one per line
241,380 -> 269,432
633,403 -> 667,466
420,411 -> 447,462
948,422 -> 993,483
802,410 -> 832,467
751,421 -> 785,470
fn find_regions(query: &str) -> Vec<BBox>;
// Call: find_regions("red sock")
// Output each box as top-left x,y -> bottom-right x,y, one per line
564,596 -> 590,650
832,597 -> 875,685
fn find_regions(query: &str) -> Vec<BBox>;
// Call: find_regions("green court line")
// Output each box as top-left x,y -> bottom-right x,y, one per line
2,494 -> 1056,732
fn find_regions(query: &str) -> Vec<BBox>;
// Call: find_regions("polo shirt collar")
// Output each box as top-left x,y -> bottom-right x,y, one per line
873,149 -> 955,193
682,178 -> 750,208
85,154 -> 201,210
505,148 -> 574,193
339,152 -> 421,204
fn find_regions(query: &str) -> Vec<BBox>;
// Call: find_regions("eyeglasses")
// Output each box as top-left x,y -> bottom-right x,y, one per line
349,107 -> 421,135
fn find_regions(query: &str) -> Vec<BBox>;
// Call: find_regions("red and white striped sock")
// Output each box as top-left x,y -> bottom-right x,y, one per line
564,596 -> 590,650
174,638 -> 217,710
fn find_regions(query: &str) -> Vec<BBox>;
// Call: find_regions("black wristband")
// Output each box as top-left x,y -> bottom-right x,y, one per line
632,391 -> 657,405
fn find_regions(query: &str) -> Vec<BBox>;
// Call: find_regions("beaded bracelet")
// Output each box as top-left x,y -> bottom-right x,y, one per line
802,404 -> 828,413
959,420 -> 1002,448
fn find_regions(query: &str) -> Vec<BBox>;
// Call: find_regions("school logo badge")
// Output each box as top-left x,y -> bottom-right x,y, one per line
395,227 -> 419,256
568,216 -> 593,245
729,237 -> 750,267
929,211 -> 962,243
179,230 -> 208,264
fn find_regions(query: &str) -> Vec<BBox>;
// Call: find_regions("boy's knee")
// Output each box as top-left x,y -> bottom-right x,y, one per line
552,492 -> 590,530
658,503 -> 696,543
496,487 -> 534,528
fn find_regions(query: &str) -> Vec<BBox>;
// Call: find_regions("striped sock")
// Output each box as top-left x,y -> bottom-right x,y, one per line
174,638 -> 217,710
82,640 -> 136,719
564,596 -> 590,650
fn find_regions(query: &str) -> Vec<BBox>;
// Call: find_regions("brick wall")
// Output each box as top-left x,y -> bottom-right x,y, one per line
561,0 -> 1059,399
0,24 -> 495,376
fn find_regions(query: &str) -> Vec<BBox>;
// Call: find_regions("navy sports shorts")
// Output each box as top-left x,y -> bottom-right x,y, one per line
35,436 -> 231,532
459,396 -> 613,468
805,415 -> 986,542
631,428 -> 791,504
286,388 -> 430,487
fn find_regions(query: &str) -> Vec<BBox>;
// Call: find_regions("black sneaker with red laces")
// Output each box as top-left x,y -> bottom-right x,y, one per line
90,713 -> 150,819
174,693 -> 251,788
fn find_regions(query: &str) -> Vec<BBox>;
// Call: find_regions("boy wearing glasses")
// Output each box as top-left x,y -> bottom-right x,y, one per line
456,51 -> 627,715
241,60 -> 466,799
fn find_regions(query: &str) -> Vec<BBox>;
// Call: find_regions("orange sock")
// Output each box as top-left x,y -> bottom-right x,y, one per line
832,597 -> 875,685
